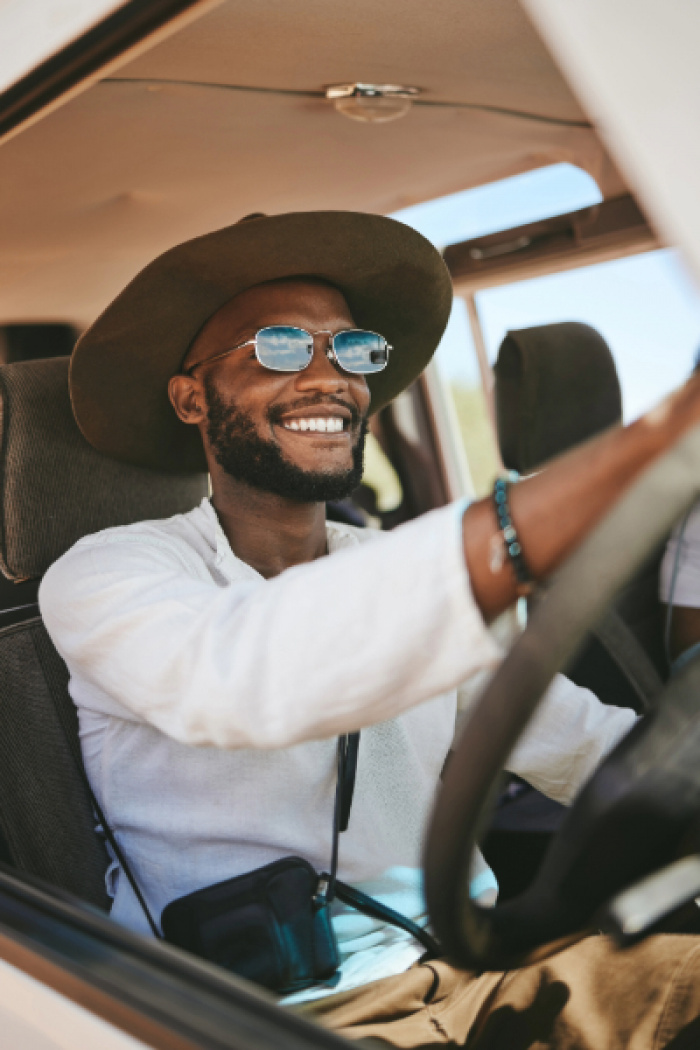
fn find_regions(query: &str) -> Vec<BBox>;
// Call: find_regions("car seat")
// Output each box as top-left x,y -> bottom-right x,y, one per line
0,356 -> 207,906
495,321 -> 623,473
0,326 -> 83,624
487,323 -> 666,898
495,321 -> 666,702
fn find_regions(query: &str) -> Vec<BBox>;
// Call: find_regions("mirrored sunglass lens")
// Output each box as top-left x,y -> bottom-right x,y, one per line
333,331 -> 388,373
256,326 -> 313,371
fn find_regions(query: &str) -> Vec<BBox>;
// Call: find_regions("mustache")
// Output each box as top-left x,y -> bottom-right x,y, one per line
267,396 -> 363,428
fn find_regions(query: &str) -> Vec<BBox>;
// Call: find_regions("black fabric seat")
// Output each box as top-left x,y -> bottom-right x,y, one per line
494,322 -> 623,475
0,326 -> 83,627
0,356 -> 207,907
0,617 -> 110,905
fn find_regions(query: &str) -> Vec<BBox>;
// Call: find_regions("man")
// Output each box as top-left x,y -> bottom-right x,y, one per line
41,212 -> 700,1047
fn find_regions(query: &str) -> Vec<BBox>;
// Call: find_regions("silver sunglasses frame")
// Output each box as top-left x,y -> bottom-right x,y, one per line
185,326 -> 391,376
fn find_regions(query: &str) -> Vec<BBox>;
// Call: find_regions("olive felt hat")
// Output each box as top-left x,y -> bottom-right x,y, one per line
70,211 -> 453,473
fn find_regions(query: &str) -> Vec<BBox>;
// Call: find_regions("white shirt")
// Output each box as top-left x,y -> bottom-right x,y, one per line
39,498 -> 636,1001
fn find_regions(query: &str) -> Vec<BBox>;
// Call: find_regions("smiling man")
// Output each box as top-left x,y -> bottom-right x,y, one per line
170,277 -> 372,577
40,212 -> 700,1048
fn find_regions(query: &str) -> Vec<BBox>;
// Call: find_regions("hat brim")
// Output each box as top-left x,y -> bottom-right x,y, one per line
70,211 -> 453,472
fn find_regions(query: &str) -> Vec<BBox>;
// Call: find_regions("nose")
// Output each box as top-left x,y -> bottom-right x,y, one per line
293,332 -> 350,395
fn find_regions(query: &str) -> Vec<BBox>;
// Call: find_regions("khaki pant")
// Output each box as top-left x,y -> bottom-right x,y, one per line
300,934 -> 700,1049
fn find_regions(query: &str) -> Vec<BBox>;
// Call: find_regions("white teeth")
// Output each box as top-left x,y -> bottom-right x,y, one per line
282,417 -> 345,433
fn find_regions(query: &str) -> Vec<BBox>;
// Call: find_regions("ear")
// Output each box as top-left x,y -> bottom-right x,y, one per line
168,373 -> 207,425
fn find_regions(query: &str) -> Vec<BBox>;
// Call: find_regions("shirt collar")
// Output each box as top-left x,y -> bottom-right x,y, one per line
199,497 -> 362,578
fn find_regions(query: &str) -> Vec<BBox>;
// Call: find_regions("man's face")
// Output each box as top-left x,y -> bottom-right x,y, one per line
176,278 -> 372,501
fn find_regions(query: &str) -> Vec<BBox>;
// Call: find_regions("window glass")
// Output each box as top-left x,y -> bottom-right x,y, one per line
392,162 -> 601,247
362,433 -> 403,514
434,300 -> 500,495
477,249 -> 700,422
395,165 -> 700,491
394,162 -> 605,495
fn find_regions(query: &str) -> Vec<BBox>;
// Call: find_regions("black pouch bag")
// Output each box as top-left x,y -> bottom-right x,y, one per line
161,856 -> 339,993
85,734 -> 438,995
159,734 -> 361,994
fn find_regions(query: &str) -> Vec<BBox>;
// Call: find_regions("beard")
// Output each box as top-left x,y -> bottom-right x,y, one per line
203,376 -> 368,502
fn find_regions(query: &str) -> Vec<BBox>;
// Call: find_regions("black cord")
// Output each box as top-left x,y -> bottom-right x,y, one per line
104,77 -> 592,129
83,782 -> 162,939
323,737 -> 346,903
322,733 -> 439,957
79,726 -> 438,959
339,733 -> 360,832
334,879 -> 440,958
64,744 -> 161,938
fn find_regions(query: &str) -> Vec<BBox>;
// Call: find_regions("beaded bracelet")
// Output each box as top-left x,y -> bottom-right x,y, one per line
492,474 -> 534,597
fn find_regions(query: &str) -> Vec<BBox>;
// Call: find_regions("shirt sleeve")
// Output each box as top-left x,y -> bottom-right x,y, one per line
39,502 -> 499,750
660,499 -> 700,608
504,674 -> 638,804
456,670 -> 637,805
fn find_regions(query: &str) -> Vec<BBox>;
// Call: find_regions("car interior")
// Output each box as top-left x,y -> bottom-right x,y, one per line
1,0 -> 700,1047
426,419 -> 700,969
482,320 -> 668,901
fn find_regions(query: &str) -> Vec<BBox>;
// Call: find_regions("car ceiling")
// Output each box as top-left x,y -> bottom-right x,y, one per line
0,0 -> 626,327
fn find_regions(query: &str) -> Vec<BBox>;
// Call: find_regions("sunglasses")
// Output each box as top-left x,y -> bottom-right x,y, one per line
186,326 -> 391,376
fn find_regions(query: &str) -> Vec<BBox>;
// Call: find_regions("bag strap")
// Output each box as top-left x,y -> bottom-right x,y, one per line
333,878 -> 441,958
320,732 -> 440,959
339,732 -> 360,832
318,733 -> 360,903
80,734 -> 360,941
80,726 -> 439,959
78,735 -> 360,941
70,744 -> 162,939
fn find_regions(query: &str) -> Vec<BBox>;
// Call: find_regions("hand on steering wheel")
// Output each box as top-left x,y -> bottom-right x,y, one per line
424,423 -> 700,971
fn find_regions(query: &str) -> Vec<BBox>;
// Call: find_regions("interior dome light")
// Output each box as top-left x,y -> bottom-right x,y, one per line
325,84 -> 421,123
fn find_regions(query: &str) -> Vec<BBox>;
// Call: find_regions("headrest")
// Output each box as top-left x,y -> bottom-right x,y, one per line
0,323 -> 80,363
494,322 -> 622,474
0,358 -> 208,581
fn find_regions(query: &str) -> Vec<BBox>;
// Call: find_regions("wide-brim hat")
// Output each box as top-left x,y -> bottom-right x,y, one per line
70,211 -> 453,473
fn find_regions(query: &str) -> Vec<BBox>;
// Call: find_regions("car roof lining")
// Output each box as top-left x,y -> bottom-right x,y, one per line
0,0 -> 628,327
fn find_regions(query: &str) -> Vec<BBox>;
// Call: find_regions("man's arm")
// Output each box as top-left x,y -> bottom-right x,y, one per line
39,507 -> 498,749
464,376 -> 700,621
40,378 -> 700,752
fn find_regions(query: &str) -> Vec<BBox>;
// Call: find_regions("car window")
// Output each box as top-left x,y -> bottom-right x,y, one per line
477,248 -> 700,423
429,248 -> 700,494
395,162 -> 606,495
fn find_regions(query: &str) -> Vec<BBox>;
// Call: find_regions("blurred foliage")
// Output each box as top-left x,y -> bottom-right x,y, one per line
449,384 -> 501,496
362,432 -> 403,512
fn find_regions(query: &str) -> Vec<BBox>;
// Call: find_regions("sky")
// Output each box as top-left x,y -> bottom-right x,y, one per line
392,164 -> 700,422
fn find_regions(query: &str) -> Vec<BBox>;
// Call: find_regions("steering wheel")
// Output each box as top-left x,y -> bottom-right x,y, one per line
424,423 -> 700,972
